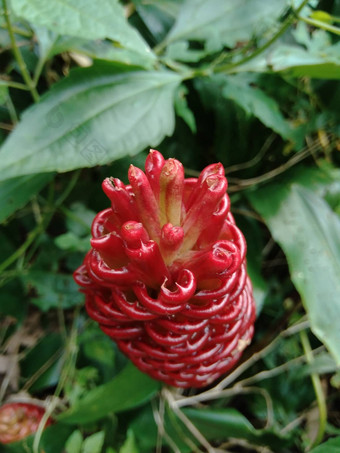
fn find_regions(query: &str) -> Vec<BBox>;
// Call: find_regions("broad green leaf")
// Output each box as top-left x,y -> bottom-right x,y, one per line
166,0 -> 287,50
21,270 -> 84,311
11,0 -> 155,63
206,74 -> 293,140
309,436 -> 340,453
0,173 -> 53,223
248,174 -> 340,366
58,362 -> 160,424
0,65 -> 181,181
235,43 -> 340,79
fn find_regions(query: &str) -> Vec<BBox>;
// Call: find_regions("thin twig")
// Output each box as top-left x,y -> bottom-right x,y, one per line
300,331 -> 327,449
174,319 -> 310,408
2,0 -> 39,102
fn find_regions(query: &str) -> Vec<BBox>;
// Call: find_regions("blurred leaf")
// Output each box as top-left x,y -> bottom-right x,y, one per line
11,0 -> 155,63
309,436 -> 340,452
174,84 -> 196,133
216,74 -> 293,140
55,232 -> 91,253
248,171 -> 340,366
133,0 -> 179,42
0,279 -> 27,322
119,430 -> 139,453
184,407 -> 292,448
82,431 -> 105,453
0,64 -> 181,181
237,43 -> 340,79
33,26 -> 85,61
0,173 -> 53,223
20,333 -> 63,391
65,202 -> 95,236
247,259 -> 267,315
132,404 -> 292,452
301,352 -> 338,376
166,0 -> 287,51
0,85 -> 8,104
71,40 -> 154,68
58,362 -> 160,424
65,430 -> 83,453
21,270 -> 84,311
41,423 -> 75,453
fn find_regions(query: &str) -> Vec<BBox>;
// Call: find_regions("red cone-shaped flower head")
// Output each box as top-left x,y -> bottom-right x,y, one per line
0,402 -> 52,444
74,150 -> 256,388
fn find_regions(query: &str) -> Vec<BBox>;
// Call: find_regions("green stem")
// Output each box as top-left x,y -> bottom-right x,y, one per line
0,80 -> 30,91
0,23 -> 32,38
299,16 -> 340,35
2,0 -> 40,102
300,331 -> 327,449
215,0 -> 310,74
0,171 -> 80,275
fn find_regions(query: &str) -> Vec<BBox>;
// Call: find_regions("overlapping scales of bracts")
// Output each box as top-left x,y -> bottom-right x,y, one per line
74,150 -> 256,388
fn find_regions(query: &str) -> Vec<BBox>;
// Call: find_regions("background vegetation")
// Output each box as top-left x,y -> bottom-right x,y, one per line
0,0 -> 340,451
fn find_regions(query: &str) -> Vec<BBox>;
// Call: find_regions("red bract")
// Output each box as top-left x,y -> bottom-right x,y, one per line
74,150 -> 256,388
0,402 -> 52,444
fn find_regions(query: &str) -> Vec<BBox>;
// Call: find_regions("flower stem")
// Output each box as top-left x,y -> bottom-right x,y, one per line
2,0 -> 40,102
300,330 -> 327,449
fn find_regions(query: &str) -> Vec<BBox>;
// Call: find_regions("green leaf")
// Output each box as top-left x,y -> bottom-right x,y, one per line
57,362 -> 160,424
132,405 -> 292,451
174,85 -> 196,133
183,407 -> 292,448
65,430 -> 83,453
20,333 -> 63,391
236,43 -> 340,79
54,232 -> 91,253
33,26 -> 86,61
21,270 -> 84,311
309,436 -> 340,453
0,64 -> 181,181
11,0 -> 154,63
216,74 -> 293,140
0,84 -> 8,104
166,0 -> 287,50
82,431 -> 105,453
0,173 -> 53,223
248,171 -> 340,366
119,430 -> 139,453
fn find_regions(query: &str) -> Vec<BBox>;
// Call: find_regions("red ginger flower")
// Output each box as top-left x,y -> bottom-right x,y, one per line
74,150 -> 256,388
0,402 -> 52,444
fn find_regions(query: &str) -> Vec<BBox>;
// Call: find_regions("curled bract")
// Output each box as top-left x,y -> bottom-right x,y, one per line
74,150 -> 256,388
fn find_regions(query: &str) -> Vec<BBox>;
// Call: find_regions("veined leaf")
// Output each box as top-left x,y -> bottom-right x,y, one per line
0,173 -> 53,223
248,173 -> 340,366
11,0 -> 155,63
58,362 -> 160,424
200,74 -> 293,141
0,64 -> 182,181
166,0 -> 287,50
235,43 -> 340,79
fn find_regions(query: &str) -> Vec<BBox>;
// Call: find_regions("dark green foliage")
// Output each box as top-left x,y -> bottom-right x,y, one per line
0,0 -> 339,451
